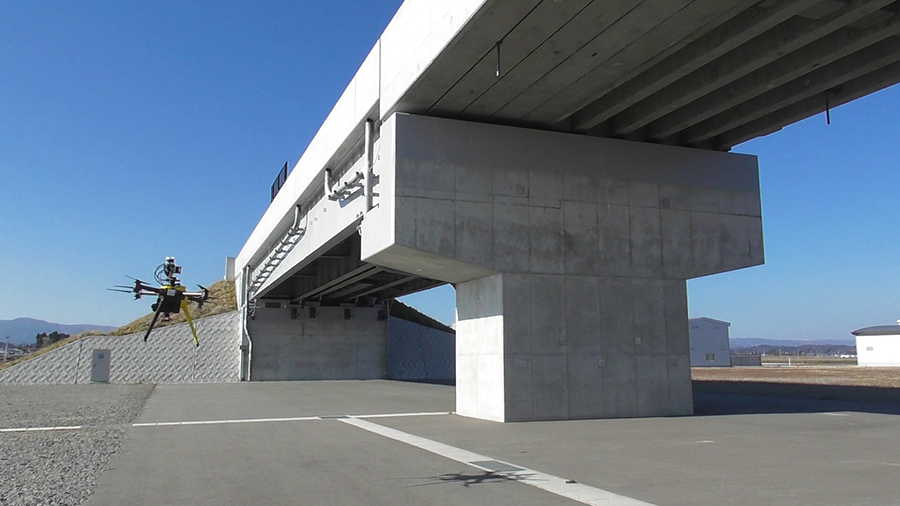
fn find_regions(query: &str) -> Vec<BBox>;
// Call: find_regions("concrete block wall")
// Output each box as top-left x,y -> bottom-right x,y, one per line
362,113 -> 763,421
385,317 -> 455,382
0,312 -> 241,385
248,306 -> 386,381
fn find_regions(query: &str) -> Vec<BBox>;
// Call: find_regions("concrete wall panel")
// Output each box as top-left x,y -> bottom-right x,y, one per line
248,307 -> 386,381
564,276 -> 601,355
492,204 -> 531,272
455,200 -> 493,267
416,197 -> 455,258
599,278 -> 635,356
529,206 -> 565,274
636,354 -> 670,417
532,354 -> 568,421
633,280 -> 666,355
659,184 -> 691,211
630,207 -> 663,278
597,204 -> 632,276
529,275 -> 566,354
501,273 -> 532,355
504,355 -> 534,422
601,353 -> 637,419
563,201 -> 600,275
664,281 -> 690,356
566,354 -> 604,419
661,209 -> 693,279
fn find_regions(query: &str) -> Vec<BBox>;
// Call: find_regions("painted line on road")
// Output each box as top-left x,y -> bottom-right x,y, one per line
130,411 -> 449,428
0,425 -> 83,433
3,411 -> 451,433
339,417 -> 657,506
352,411 -> 451,419
818,412 -> 850,417
132,416 -> 321,427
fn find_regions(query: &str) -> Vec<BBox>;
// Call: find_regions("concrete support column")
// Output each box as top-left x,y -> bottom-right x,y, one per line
361,113 -> 764,421
456,273 -> 691,422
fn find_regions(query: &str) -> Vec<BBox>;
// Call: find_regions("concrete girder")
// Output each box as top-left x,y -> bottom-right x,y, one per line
383,0 -> 542,117
450,0 -> 646,119
716,57 -> 900,148
470,0 -> 696,120
521,0 -> 769,126
349,274 -> 420,300
567,0 -> 816,131
685,33 -> 900,145
651,11 -> 900,142
609,0 -> 895,136
425,0 -> 594,117
291,264 -> 382,305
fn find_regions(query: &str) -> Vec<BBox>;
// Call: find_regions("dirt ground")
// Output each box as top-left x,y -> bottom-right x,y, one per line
693,365 -> 900,406
692,365 -> 900,388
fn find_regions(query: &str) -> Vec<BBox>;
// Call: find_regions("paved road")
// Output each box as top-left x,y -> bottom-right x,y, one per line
84,381 -> 900,505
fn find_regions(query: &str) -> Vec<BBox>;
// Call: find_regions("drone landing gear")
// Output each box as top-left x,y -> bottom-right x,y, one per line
144,301 -> 165,343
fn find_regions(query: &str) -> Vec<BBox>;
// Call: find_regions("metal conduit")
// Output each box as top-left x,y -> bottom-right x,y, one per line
241,264 -> 253,381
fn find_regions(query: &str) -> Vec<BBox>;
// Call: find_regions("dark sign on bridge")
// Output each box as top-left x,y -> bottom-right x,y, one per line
270,162 -> 289,202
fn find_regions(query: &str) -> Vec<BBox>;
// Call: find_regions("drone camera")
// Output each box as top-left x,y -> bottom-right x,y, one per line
163,257 -> 182,277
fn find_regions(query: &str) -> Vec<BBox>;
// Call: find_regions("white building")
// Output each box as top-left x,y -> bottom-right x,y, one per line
851,323 -> 900,367
689,317 -> 731,367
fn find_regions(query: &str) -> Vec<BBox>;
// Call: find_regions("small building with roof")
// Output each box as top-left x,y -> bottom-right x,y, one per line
689,317 -> 731,367
851,322 -> 900,367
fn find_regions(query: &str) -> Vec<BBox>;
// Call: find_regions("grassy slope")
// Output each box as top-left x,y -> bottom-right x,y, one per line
0,280 -> 237,371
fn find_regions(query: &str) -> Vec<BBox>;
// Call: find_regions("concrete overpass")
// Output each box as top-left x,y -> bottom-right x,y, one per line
235,0 -> 900,422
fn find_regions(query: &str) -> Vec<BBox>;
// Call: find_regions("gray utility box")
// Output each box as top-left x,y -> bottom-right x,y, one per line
91,349 -> 111,383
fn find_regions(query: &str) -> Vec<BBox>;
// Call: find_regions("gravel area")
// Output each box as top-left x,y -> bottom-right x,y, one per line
0,384 -> 154,506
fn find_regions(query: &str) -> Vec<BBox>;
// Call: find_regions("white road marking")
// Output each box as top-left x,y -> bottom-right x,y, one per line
132,416 -> 321,427
352,411 -> 450,419
130,411 -> 449,428
340,417 -> 657,506
818,412 -> 850,417
0,425 -> 82,433
2,411 -> 449,432
695,440 -> 715,444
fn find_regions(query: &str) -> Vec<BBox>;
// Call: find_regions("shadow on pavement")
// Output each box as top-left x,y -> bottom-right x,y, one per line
693,380 -> 900,416
406,471 -> 528,489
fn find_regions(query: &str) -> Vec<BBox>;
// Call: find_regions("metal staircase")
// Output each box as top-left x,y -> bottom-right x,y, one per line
248,204 -> 306,299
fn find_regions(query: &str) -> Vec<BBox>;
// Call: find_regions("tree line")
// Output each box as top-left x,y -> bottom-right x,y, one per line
35,331 -> 70,348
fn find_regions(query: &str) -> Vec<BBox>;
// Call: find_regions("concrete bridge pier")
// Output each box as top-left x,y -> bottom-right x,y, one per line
362,113 -> 764,422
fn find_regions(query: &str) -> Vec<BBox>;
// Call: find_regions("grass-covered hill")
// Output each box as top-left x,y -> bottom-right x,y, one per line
111,280 -> 237,336
0,280 -> 237,371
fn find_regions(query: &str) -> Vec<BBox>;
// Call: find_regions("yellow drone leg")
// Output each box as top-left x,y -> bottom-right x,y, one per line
181,300 -> 200,347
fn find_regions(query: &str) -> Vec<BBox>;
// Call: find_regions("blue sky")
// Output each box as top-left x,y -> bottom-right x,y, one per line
1,2 -> 898,342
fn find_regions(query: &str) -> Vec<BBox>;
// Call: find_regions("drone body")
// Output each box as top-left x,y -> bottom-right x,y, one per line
111,257 -> 209,346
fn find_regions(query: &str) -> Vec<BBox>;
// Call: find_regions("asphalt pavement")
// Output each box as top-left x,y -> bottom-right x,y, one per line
80,381 -> 900,506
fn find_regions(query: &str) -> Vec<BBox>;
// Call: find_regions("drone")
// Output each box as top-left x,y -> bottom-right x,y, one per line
110,257 -> 209,346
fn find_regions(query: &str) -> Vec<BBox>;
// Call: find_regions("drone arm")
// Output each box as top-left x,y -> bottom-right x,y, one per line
181,300 -> 199,347
143,301 -> 165,342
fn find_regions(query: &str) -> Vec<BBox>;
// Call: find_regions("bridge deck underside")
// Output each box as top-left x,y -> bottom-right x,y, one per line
261,235 -> 444,307
398,0 -> 900,150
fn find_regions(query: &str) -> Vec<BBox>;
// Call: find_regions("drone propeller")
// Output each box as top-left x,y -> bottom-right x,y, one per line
107,288 -> 133,293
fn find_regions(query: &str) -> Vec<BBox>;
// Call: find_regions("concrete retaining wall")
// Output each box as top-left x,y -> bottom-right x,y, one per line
248,306 -> 387,381
386,317 -> 455,382
0,312 -> 241,385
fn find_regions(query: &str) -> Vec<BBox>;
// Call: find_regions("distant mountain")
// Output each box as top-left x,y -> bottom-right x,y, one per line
0,318 -> 116,346
730,337 -> 855,347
